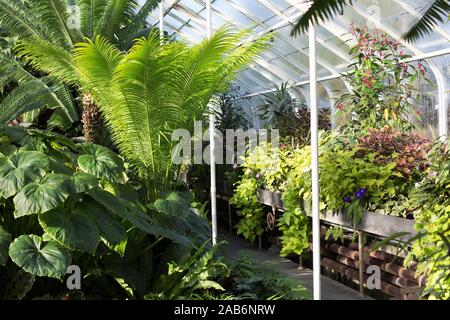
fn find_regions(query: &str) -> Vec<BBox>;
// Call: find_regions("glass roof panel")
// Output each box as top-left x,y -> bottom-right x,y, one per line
154,0 -> 450,97
230,0 -> 275,22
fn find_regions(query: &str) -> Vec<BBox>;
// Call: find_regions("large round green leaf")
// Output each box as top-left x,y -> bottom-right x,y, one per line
86,200 -> 127,247
13,174 -> 72,217
9,235 -> 71,279
0,144 -> 16,157
88,188 -> 153,233
0,226 -> 12,266
38,208 -> 99,254
77,144 -> 124,183
71,172 -> 98,193
0,151 -> 49,199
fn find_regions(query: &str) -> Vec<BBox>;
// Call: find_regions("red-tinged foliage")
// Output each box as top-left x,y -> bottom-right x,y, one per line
358,126 -> 431,177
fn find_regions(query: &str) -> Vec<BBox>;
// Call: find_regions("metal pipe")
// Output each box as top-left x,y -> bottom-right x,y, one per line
206,0 -> 217,246
309,23 -> 321,301
159,1 -> 164,42
358,231 -> 364,297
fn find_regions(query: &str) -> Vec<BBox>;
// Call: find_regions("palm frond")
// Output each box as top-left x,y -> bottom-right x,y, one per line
290,0 -> 352,37
0,0 -> 48,41
0,79 -> 55,123
95,0 -> 139,41
0,52 -> 79,125
133,0 -> 161,27
25,0 -> 78,47
117,0 -> 162,49
20,26 -> 269,198
403,0 -> 450,42
76,0 -> 109,39
16,39 -> 79,85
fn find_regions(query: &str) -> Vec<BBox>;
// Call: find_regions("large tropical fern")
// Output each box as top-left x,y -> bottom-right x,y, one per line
0,0 -> 162,131
290,0 -> 449,42
18,26 -> 270,199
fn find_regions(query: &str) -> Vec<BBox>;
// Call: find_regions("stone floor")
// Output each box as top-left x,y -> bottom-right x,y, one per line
218,229 -> 373,300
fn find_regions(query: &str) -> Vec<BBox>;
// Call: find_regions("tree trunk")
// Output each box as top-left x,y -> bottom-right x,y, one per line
82,93 -> 102,143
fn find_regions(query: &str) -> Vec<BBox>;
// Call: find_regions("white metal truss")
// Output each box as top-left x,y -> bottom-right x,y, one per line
225,0 -> 343,76
257,0 -> 353,62
155,0 -> 449,136
173,1 -> 311,85
222,0 -> 346,105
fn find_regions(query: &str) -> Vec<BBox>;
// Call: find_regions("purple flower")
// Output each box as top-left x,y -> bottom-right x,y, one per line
255,173 -> 261,180
343,196 -> 352,203
354,188 -> 367,200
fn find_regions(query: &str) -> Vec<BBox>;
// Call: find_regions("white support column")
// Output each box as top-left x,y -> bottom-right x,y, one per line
206,0 -> 217,246
159,1 -> 164,42
309,23 -> 321,301
436,69 -> 448,139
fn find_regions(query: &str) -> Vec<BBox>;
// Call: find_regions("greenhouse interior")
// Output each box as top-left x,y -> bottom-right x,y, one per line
0,0 -> 449,306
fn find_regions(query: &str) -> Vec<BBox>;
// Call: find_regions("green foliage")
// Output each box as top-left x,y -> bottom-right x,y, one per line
278,146 -> 311,256
0,128 -> 214,298
147,242 -> 228,299
290,0 -> 448,42
8,234 -> 71,279
403,0 -> 450,42
230,144 -> 288,242
290,0 -> 352,37
229,176 -> 264,242
225,255 -> 311,300
258,82 -> 298,129
406,140 -> 450,300
325,226 -> 345,243
337,26 -> 425,133
214,87 -> 251,135
319,138 -> 404,223
0,0 -> 162,130
18,27 -> 269,200
258,82 -> 331,146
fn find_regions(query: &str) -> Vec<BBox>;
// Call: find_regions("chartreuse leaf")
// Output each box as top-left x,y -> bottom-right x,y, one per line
38,208 -> 99,254
0,226 -> 12,266
77,144 -> 125,183
0,151 -> 49,199
13,173 -> 72,217
9,235 -> 71,279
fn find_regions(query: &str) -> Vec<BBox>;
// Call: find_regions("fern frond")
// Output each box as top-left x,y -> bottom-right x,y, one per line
0,0 -> 48,41
290,0 -> 352,37
16,39 -> 79,85
0,52 -> 79,125
25,0 -> 78,46
20,26 -> 269,196
0,79 -> 53,123
404,0 -> 450,42
95,0 -> 139,41
76,0 -> 108,39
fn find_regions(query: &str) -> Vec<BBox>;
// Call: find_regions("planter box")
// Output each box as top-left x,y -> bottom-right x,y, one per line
256,189 -> 417,241
257,189 -> 283,208
319,210 -> 417,241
